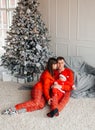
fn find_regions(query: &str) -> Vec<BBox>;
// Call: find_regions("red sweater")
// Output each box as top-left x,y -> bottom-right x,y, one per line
33,70 -> 55,101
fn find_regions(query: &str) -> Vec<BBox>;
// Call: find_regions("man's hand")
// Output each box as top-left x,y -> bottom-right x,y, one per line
72,84 -> 76,90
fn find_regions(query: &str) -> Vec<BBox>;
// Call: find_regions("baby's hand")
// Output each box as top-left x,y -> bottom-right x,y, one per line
54,82 -> 58,85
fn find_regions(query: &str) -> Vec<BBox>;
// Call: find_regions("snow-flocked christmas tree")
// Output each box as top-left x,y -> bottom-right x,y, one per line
1,0 -> 53,82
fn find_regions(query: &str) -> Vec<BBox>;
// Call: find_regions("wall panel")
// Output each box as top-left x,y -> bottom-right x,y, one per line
39,0 -> 95,66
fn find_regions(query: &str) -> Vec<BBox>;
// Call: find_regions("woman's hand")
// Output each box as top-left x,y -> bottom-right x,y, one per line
48,98 -> 53,105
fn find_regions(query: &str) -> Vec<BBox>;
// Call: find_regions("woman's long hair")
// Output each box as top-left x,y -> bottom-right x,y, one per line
46,57 -> 57,76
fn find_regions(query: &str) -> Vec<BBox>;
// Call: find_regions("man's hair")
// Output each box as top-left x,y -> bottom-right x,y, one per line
57,56 -> 65,61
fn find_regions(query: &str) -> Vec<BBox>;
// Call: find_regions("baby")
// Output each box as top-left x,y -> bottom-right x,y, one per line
51,74 -> 76,93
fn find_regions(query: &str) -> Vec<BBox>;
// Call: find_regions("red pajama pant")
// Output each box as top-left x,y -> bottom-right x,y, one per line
15,82 -> 46,112
50,88 -> 70,112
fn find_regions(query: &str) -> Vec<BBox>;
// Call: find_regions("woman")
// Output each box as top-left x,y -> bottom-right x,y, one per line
2,57 -> 57,115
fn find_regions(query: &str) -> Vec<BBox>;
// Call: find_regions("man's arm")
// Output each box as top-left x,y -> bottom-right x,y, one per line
62,69 -> 74,91
64,69 -> 74,86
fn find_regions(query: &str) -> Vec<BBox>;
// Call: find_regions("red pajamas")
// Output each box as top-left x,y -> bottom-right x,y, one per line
15,70 -> 55,112
15,68 -> 74,113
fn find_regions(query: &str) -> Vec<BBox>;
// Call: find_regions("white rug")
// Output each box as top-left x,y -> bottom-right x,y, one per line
0,81 -> 95,130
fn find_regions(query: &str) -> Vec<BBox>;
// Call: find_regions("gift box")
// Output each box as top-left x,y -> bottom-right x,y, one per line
2,72 -> 13,81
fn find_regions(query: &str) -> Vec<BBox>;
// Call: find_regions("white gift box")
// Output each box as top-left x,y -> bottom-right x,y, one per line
2,72 -> 13,81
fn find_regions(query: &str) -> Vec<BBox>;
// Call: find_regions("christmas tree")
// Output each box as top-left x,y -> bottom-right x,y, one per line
1,0 -> 52,82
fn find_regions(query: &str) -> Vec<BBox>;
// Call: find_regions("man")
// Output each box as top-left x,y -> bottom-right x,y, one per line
47,56 -> 74,117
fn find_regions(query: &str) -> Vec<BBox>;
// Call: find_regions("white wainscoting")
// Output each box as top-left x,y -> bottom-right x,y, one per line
39,0 -> 95,66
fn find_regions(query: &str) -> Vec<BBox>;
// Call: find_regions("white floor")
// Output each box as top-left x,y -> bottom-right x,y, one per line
0,81 -> 95,130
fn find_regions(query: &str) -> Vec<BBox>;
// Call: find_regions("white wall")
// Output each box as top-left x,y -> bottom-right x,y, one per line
39,0 -> 95,66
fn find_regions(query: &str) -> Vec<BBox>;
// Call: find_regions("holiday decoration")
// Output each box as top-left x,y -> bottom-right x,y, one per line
1,0 -> 53,82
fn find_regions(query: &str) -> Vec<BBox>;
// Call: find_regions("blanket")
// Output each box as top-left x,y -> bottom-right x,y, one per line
64,56 -> 95,98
